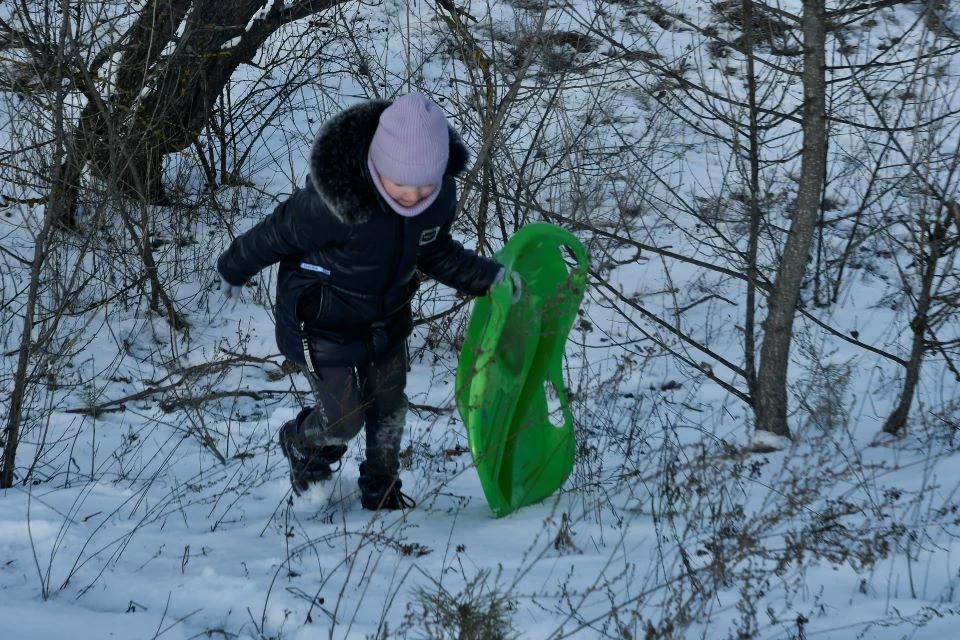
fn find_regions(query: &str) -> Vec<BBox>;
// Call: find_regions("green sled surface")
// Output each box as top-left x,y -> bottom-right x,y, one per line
455,223 -> 588,517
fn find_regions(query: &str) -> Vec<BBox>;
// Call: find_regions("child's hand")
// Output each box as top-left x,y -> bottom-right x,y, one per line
492,268 -> 522,303
507,271 -> 522,303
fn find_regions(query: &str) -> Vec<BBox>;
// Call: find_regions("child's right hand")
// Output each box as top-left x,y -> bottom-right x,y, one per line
507,271 -> 522,303
491,267 -> 523,303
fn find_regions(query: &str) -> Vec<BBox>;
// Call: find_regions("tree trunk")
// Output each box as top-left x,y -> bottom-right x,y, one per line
883,207 -> 953,435
0,216 -> 53,488
742,0 -> 761,398
754,0 -> 827,438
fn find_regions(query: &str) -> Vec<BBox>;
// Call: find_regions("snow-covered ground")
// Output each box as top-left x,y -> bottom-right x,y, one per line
2,0 -> 960,638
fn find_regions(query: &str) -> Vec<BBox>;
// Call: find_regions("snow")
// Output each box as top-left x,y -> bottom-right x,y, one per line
221,36 -> 242,51
2,0 -> 960,638
245,0 -> 282,34
744,430 -> 791,453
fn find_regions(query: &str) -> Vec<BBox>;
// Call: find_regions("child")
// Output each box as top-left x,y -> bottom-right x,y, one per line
217,93 -> 520,509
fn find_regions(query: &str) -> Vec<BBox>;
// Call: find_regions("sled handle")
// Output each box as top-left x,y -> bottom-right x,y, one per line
496,222 -> 588,284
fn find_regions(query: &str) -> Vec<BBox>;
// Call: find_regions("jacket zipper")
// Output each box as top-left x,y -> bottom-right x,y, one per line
369,215 -> 405,363
380,215 -> 405,319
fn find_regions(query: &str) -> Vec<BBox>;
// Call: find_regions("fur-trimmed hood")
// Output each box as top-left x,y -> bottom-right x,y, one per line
309,99 -> 470,224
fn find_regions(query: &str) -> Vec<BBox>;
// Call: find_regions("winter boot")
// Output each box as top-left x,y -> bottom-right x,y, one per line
279,408 -> 348,495
358,462 -> 415,510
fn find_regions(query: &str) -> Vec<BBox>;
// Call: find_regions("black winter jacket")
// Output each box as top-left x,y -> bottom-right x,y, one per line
217,99 -> 501,367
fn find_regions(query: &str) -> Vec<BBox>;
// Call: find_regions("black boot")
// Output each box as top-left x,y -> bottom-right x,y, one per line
279,408 -> 347,495
358,462 -> 415,510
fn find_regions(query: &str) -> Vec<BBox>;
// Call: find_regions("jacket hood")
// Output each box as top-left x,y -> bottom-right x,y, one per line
309,99 -> 470,224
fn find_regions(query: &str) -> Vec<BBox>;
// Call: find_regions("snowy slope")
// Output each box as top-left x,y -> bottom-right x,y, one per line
1,0 -> 959,638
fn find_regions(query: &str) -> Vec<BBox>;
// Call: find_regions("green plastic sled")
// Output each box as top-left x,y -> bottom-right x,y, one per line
455,223 -> 588,517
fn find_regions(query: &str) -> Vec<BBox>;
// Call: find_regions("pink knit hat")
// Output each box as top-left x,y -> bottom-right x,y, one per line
368,93 -> 450,216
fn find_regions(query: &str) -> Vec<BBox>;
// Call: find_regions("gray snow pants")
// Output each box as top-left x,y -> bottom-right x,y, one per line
297,344 -> 408,478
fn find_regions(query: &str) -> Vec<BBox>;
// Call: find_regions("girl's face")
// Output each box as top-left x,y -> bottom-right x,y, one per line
379,176 -> 435,208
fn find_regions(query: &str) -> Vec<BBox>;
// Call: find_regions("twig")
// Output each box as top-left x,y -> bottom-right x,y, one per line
66,387 -> 303,416
159,390 -> 265,413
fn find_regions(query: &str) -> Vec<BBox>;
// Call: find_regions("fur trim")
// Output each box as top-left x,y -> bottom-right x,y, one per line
309,99 -> 470,224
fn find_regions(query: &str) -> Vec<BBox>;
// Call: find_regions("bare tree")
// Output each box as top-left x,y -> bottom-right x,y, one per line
2,0 -> 75,488
753,0 -> 827,438
818,6 -> 960,437
883,201 -> 959,435
548,0 -> 956,442
2,0 -> 352,224
1,0 -> 358,485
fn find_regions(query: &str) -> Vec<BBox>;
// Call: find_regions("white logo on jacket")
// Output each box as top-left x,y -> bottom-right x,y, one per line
419,227 -> 440,245
300,262 -> 331,275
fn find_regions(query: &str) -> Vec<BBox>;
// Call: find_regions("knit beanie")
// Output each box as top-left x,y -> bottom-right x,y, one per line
368,93 -> 450,215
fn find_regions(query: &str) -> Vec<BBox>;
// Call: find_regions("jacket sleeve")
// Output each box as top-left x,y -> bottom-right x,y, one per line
417,220 -> 502,297
217,188 -> 337,285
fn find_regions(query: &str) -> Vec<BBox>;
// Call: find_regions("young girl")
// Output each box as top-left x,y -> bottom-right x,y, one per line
217,93 -> 519,509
